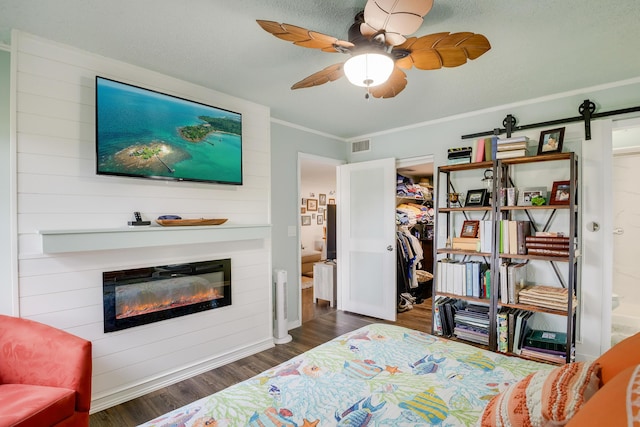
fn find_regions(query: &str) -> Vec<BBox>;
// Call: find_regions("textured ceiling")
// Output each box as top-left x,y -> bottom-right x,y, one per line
1,0 -> 639,139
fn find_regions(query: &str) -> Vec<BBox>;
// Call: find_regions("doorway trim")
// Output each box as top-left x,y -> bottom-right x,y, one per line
296,153 -> 344,328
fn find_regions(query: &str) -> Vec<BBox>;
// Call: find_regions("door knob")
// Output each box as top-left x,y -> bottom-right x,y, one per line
586,222 -> 600,232
387,245 -> 393,251
613,227 -> 624,235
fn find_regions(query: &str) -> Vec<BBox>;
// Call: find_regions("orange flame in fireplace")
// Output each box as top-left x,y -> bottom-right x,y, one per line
116,287 -> 223,319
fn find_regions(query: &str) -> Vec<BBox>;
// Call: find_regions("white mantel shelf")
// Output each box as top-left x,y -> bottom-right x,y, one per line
39,224 -> 271,254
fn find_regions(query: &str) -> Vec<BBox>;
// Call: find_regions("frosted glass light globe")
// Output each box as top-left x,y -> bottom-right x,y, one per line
344,53 -> 394,88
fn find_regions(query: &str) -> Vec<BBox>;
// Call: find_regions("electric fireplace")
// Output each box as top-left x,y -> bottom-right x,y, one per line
103,259 -> 231,332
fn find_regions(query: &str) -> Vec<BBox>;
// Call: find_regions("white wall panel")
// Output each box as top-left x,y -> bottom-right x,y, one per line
14,31 -> 273,411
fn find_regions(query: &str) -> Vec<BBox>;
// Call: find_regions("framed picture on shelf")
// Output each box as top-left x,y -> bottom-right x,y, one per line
306,198 -> 318,211
460,220 -> 480,238
550,180 -> 571,205
301,215 -> 311,226
328,198 -> 336,205
517,187 -> 547,206
464,189 -> 487,207
537,127 -> 565,154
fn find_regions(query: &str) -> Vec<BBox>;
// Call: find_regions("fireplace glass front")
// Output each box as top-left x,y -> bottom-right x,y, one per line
103,259 -> 231,332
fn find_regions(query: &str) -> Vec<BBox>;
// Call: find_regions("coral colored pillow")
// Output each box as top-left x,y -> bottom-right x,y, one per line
595,332 -> 640,385
565,364 -> 640,427
480,361 -> 601,426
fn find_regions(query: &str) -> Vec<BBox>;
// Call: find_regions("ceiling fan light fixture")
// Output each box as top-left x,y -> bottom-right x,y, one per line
343,52 -> 394,88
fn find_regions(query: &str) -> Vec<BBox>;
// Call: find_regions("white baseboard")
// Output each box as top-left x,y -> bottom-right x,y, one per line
90,338 -> 275,414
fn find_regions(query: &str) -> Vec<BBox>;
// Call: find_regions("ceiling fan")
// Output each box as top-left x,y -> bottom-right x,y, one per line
257,0 -> 491,98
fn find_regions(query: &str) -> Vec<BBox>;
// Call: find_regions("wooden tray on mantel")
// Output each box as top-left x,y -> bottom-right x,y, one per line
155,218 -> 228,227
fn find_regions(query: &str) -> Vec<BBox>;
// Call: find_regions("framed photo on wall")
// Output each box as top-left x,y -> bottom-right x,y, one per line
537,127 -> 565,154
319,194 -> 326,205
317,215 -> 323,225
306,198 -> 318,211
301,215 -> 311,226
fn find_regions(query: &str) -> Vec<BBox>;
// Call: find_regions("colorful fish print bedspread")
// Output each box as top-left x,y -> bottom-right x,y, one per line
138,323 -> 552,427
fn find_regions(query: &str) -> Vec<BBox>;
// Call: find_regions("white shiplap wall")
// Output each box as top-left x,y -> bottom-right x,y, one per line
13,31 -> 273,412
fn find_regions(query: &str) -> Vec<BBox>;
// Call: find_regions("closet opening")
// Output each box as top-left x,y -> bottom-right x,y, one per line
396,157 -> 435,324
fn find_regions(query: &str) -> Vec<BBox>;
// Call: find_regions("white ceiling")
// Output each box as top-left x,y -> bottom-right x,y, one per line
1,1 -> 639,139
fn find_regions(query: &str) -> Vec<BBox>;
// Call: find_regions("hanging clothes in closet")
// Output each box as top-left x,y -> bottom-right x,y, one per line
396,226 -> 423,307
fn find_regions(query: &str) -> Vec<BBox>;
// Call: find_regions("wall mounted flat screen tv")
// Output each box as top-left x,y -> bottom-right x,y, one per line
95,76 -> 242,185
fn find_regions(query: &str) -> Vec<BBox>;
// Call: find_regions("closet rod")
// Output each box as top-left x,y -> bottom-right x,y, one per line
461,99 -> 640,140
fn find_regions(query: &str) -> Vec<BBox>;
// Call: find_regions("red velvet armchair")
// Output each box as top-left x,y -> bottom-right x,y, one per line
0,315 -> 92,427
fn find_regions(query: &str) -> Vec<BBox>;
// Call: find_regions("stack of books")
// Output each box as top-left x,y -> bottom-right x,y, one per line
454,303 -> 490,345
525,234 -> 570,257
499,220 -> 531,255
433,296 -> 464,337
517,284 -> 577,311
495,136 -> 529,159
499,261 -> 527,304
435,259 -> 491,299
447,146 -> 472,165
520,329 -> 568,363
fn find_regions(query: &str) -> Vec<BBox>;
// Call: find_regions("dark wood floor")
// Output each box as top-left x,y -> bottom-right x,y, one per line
89,300 -> 432,427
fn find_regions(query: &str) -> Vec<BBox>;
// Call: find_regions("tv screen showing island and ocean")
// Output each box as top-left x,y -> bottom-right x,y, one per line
95,76 -> 242,185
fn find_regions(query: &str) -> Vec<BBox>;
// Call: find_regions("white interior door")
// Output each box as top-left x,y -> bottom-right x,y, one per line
337,158 -> 396,321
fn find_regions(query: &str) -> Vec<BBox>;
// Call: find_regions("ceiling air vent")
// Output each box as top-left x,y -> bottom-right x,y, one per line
351,139 -> 371,153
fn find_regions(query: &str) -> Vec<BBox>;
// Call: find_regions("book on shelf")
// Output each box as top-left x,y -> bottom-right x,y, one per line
496,308 -> 509,352
481,264 -> 491,299
454,302 -> 490,345
499,220 -> 509,254
513,311 -> 534,354
452,237 -> 480,251
499,262 -> 508,304
448,146 -> 473,158
436,260 -> 489,299
473,138 -> 486,162
525,242 -> 570,250
447,156 -> 471,165
518,285 -> 577,311
480,220 -> 492,253
507,262 -> 527,304
483,137 -> 494,161
499,262 -> 527,304
508,220 -> 518,254
497,135 -> 530,144
520,347 -> 566,363
527,248 -> 570,257
465,262 -> 474,297
524,329 -> 567,352
496,141 -> 528,151
435,297 -> 465,337
516,221 -> 531,254
495,148 -> 527,159
534,231 -> 566,237
526,235 -> 570,243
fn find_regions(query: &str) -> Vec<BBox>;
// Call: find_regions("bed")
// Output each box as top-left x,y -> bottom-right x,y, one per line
137,324 -> 640,426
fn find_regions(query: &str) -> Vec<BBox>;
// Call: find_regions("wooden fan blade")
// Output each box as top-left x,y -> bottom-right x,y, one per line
394,32 -> 491,70
291,63 -> 345,90
257,20 -> 354,53
362,0 -> 434,45
368,67 -> 408,99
